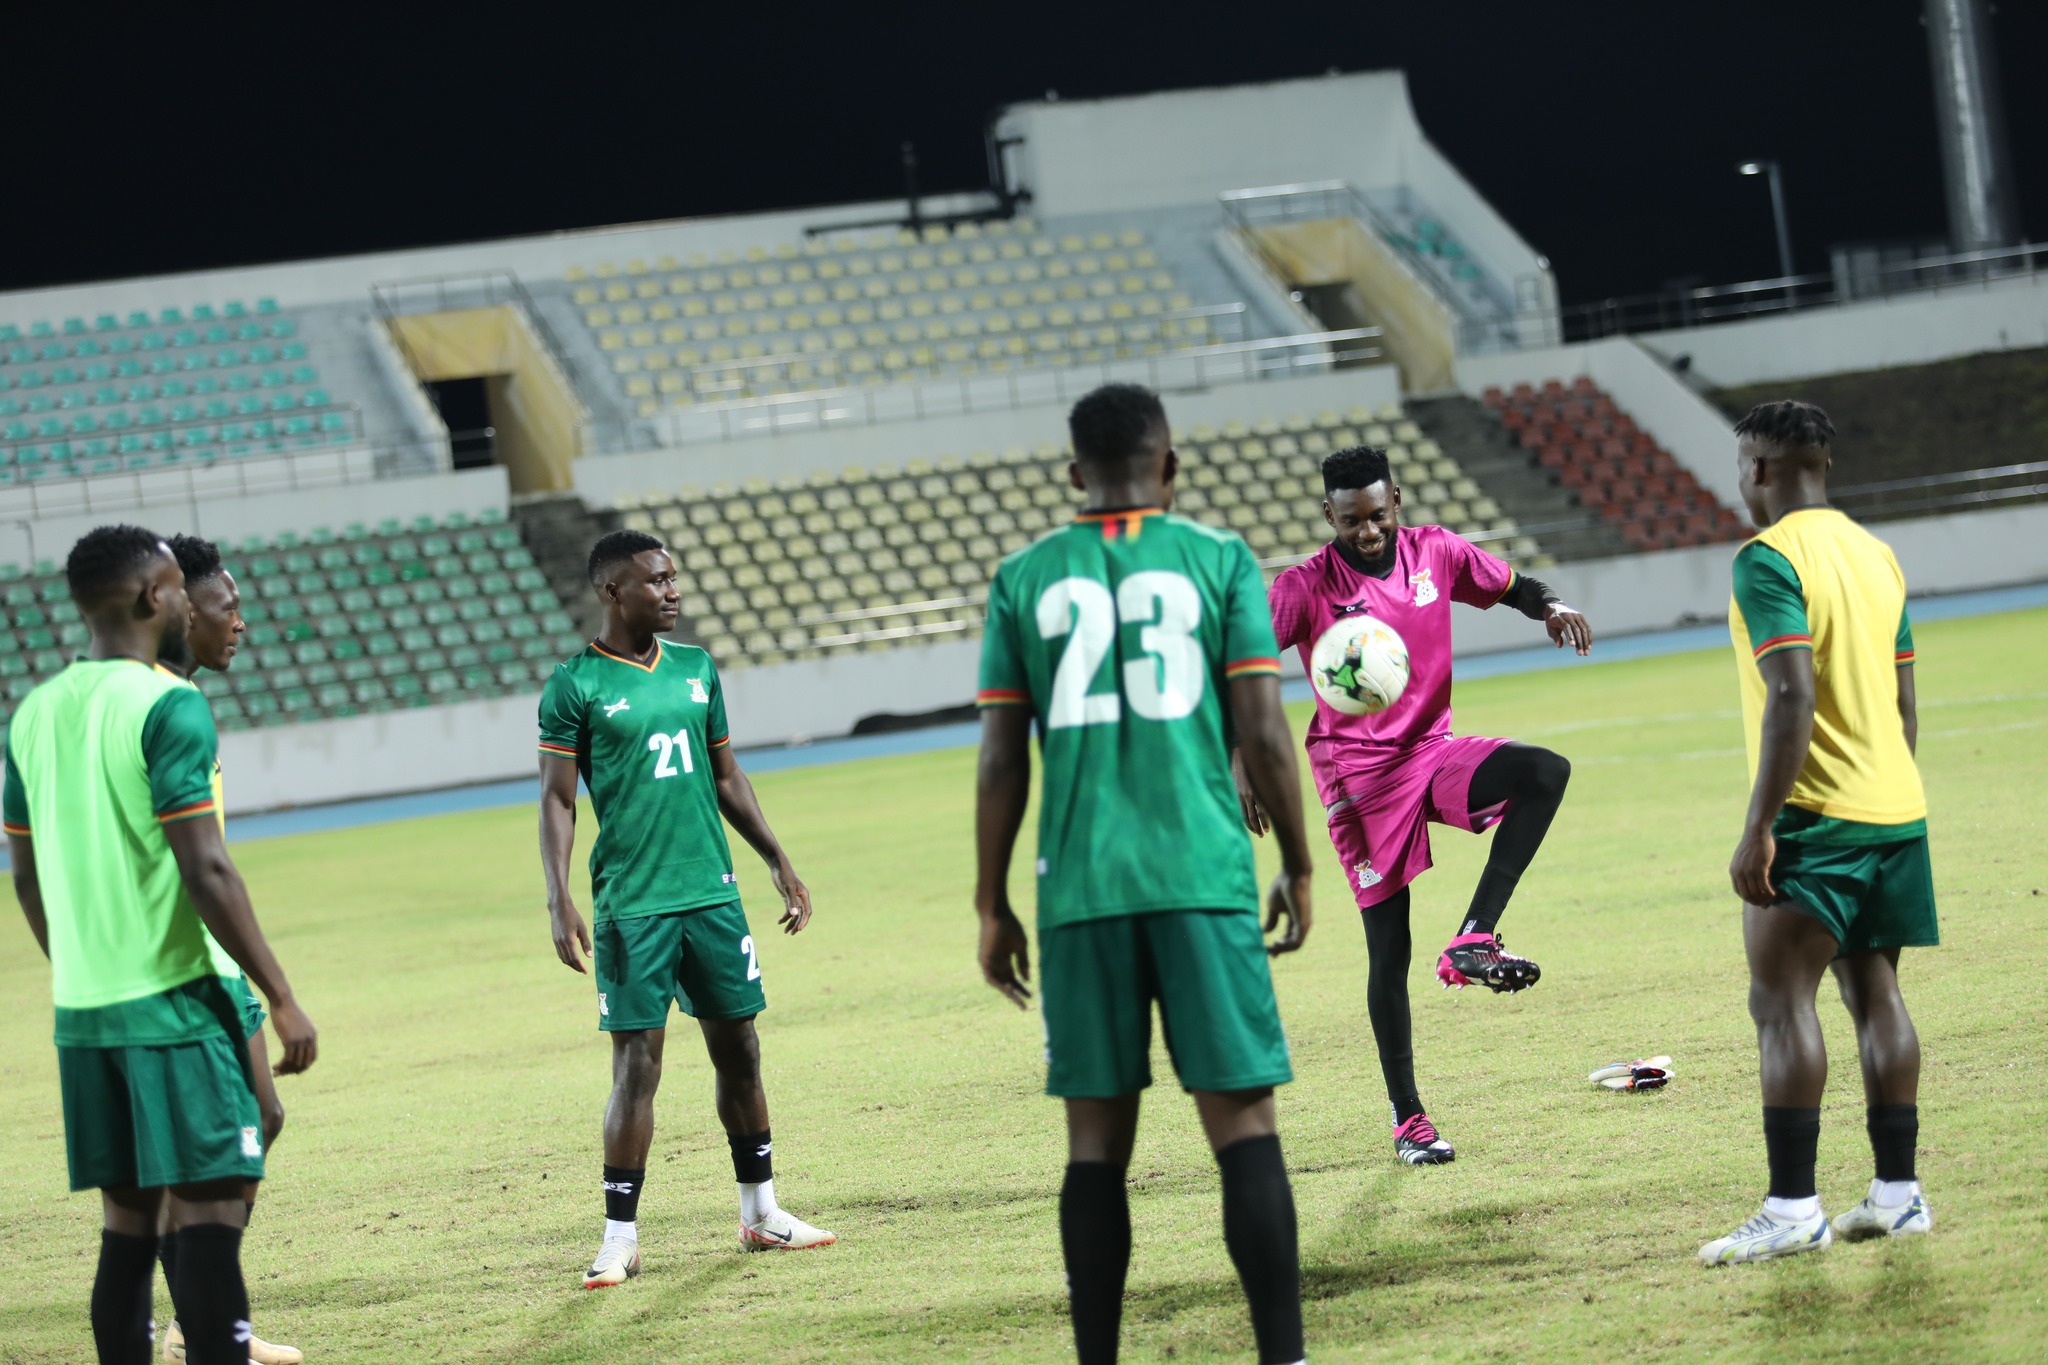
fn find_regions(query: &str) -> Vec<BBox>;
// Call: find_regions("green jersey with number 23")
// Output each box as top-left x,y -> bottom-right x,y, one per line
978,509 -> 1283,931
539,639 -> 736,923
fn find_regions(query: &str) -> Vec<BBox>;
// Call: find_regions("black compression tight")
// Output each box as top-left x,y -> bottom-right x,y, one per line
1461,742 -> 1571,935
1356,742 -> 1571,1118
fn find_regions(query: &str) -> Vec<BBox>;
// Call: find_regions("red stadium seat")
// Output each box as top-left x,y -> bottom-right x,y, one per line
1482,386 -> 1506,409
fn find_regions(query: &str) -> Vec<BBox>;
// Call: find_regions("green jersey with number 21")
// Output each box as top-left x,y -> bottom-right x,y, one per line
538,640 -> 736,923
978,509 -> 1283,930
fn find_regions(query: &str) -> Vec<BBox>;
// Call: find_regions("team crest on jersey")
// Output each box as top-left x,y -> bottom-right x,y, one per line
686,677 -> 709,704
1409,568 -> 1438,607
1355,860 -> 1383,890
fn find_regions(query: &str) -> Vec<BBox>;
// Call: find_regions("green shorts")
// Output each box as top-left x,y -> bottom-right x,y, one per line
1039,908 -> 1292,1098
1772,834 -> 1939,958
58,1034 -> 265,1192
594,901 -> 766,1030
225,975 -> 266,1042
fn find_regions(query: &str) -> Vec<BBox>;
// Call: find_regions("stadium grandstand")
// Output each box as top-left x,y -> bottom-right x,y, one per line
0,69 -> 2040,798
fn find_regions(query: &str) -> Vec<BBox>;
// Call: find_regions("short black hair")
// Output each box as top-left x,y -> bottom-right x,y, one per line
66,524 -> 168,608
166,533 -> 223,589
588,529 -> 665,585
1321,445 -> 1393,494
1734,400 -> 1834,454
1068,383 -> 1168,467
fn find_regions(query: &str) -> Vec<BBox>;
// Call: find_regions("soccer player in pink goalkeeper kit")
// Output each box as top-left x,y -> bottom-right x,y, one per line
1236,445 -> 1594,1166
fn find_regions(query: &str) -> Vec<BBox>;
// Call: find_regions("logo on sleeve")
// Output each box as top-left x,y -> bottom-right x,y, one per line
603,698 -> 632,718
686,677 -> 709,704
1408,568 -> 1438,608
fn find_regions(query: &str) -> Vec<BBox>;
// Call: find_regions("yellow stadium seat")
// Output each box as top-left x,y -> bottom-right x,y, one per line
605,283 -> 631,302
574,287 -> 601,305
566,266 -> 590,282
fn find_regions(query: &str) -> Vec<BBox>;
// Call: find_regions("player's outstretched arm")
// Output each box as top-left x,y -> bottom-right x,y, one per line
163,817 -> 318,1075
1229,674 -> 1314,955
539,752 -> 592,971
1499,574 -> 1591,655
6,835 -> 48,957
973,705 -> 1033,1008
710,745 -> 812,934
1730,649 -> 1816,906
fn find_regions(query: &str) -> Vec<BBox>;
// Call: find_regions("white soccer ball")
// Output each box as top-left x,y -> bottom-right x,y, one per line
1308,615 -> 1410,716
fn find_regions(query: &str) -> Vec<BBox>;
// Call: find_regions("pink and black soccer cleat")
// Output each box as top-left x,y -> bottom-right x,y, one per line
1393,1113 -> 1456,1165
1437,932 -> 1541,993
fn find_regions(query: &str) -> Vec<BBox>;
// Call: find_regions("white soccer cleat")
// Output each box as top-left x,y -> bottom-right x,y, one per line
1589,1056 -> 1674,1091
739,1207 -> 838,1252
1832,1182 -> 1933,1241
1698,1205 -> 1832,1265
582,1235 -> 642,1289
162,1319 -> 303,1364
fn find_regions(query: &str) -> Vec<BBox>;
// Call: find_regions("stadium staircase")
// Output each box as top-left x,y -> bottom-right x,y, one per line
510,493 -> 616,639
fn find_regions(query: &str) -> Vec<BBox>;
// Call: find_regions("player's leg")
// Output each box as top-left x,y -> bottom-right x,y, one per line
1064,1096 -> 1142,1365
1150,912 -> 1304,1365
584,911 -> 686,1286
1436,740 -> 1566,992
98,1185 -> 166,1365
1700,895 -> 1840,1264
1042,915 -> 1155,1364
1328,784 -> 1453,1163
162,1179 -> 254,1365
680,900 -> 833,1250
1828,947 -> 1933,1238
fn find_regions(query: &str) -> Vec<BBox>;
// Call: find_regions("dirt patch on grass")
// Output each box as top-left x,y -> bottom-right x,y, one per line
1713,347 -> 2048,484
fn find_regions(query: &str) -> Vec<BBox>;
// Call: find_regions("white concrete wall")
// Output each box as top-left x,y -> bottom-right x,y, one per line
214,501 -> 2048,812
1636,272 -> 2048,388
0,192 -> 996,322
570,366 -> 1405,507
5,465 -> 508,566
1456,336 -> 1744,508
997,72 -> 1552,313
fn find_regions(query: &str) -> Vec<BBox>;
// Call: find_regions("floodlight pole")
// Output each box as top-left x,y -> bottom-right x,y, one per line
1738,160 -> 1795,280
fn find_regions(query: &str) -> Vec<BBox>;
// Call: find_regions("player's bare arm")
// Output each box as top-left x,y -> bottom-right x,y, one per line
973,704 -> 1033,1008
1230,747 -> 1270,838
710,743 -> 811,934
1730,648 -> 1816,906
1897,663 -> 1918,756
1229,673 -> 1314,954
162,814 -> 318,1075
7,834 -> 49,956
539,750 -> 592,972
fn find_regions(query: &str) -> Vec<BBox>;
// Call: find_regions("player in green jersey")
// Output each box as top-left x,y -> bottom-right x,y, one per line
539,530 -> 834,1289
154,533 -> 302,1365
6,525 -> 317,1365
975,384 -> 1317,1365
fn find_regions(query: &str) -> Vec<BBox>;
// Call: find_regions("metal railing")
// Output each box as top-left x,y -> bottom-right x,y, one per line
592,325 -> 1381,449
1831,460 -> 2048,521
1470,240 -> 2048,352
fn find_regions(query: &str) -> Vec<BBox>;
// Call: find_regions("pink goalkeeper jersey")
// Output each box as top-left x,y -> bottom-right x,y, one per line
1270,527 -> 1518,806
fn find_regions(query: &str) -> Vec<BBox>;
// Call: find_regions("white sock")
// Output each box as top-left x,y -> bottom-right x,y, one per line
1873,1178 -> 1919,1207
604,1217 -> 638,1244
1764,1194 -> 1821,1222
740,1178 -> 778,1224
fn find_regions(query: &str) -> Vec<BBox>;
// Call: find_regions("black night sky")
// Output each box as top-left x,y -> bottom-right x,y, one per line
7,1 -> 2042,306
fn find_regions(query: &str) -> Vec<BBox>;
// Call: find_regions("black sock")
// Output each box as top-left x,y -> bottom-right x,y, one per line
602,1165 -> 645,1223
156,1228 -> 179,1307
1762,1106 -> 1822,1201
167,1224 -> 248,1365
93,1229 -> 160,1365
728,1130 -> 773,1185
1867,1104 -> 1918,1183
1361,890 -> 1422,1119
1461,864 -> 1521,936
1216,1135 -> 1305,1365
1060,1162 -> 1131,1365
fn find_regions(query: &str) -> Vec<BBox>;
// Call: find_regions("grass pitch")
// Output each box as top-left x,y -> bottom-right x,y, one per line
3,608 -> 2045,1363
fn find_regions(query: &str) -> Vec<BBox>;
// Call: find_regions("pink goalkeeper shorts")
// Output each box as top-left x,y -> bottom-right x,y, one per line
1323,735 -> 1512,910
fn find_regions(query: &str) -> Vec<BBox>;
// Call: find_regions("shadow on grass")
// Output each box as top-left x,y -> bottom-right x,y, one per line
502,1254 -> 751,1362
1749,1238 -> 1964,1352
